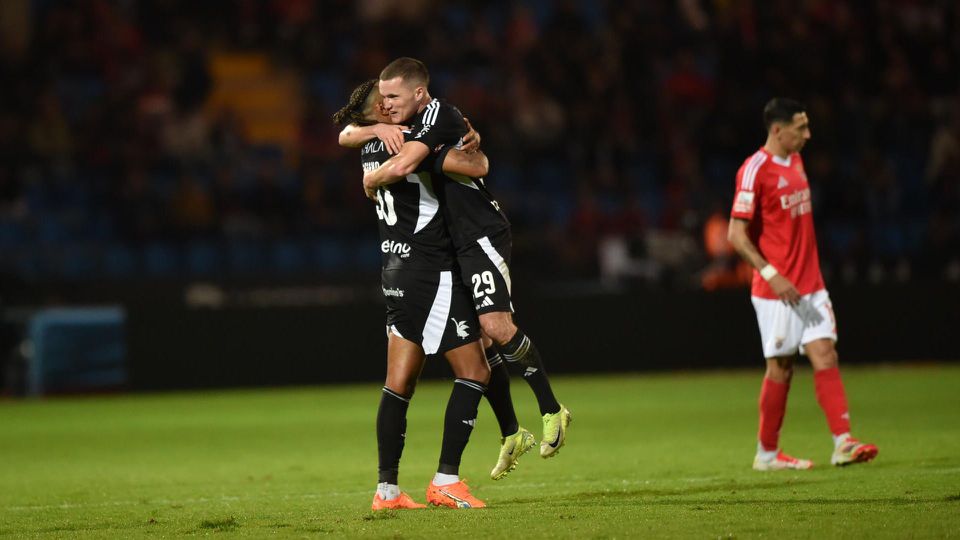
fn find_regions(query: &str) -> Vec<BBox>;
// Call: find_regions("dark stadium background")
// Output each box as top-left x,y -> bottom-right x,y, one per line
0,0 -> 957,394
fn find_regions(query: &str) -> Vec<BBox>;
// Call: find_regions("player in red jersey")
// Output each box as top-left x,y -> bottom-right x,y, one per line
728,98 -> 878,471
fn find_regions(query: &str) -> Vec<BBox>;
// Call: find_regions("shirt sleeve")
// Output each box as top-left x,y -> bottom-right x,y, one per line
403,130 -> 440,174
432,145 -> 454,176
731,161 -> 762,221
409,102 -> 467,151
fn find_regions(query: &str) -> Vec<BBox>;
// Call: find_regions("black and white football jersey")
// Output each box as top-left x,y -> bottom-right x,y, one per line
360,131 -> 455,271
407,99 -> 510,250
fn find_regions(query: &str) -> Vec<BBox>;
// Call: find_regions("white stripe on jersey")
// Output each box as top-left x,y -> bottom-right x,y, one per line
406,173 -> 440,233
447,172 -> 480,189
741,151 -> 767,192
477,236 -> 512,296
421,271 -> 453,355
422,99 -> 439,126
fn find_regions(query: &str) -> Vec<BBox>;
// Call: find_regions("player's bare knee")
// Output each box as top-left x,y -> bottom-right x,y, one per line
765,357 -> 794,383
805,339 -> 838,370
462,361 -> 490,385
384,376 -> 417,398
810,349 -> 838,370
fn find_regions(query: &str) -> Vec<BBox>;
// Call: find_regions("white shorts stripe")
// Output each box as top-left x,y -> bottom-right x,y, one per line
476,236 -> 512,296
421,271 -> 453,355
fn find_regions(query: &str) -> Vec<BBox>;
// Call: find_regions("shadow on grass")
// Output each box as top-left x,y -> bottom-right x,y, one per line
640,495 -> 957,506
505,478 -> 825,505
362,511 -> 400,521
504,479 -> 958,508
197,516 -> 239,531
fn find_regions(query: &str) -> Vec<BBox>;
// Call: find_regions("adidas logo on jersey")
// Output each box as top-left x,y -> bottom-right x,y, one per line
475,296 -> 494,310
777,176 -> 789,189
381,240 -> 412,257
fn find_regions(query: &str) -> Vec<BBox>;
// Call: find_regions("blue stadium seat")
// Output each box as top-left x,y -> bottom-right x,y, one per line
309,238 -> 347,272
308,73 -> 345,110
271,240 -> 306,275
59,244 -> 98,279
103,244 -> 138,278
143,243 -> 181,276
37,215 -> 72,245
351,236 -> 381,272
0,219 -> 26,249
186,241 -> 224,276
227,240 -> 265,275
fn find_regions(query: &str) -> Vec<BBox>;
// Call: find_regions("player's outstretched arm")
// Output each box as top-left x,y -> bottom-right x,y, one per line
727,218 -> 800,304
442,149 -> 489,178
339,123 -> 408,154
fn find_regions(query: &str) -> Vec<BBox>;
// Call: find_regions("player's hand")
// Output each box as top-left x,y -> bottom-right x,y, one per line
461,117 -> 481,153
372,123 -> 408,155
362,173 -> 378,200
768,274 -> 801,305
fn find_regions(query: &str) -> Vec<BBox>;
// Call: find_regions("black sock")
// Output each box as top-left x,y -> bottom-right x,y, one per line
500,330 -> 561,415
484,347 -> 520,438
438,378 -> 486,475
377,387 -> 410,484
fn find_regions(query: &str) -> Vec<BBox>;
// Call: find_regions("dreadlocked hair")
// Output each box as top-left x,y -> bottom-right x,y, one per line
332,79 -> 378,126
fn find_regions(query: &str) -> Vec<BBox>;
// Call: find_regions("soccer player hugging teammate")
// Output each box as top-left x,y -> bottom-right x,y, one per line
727,98 -> 878,471
334,79 -> 491,509
355,57 -> 571,480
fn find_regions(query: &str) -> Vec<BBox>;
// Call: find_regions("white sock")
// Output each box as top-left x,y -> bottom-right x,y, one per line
432,472 -> 459,486
756,442 -> 779,462
376,482 -> 400,500
833,432 -> 851,449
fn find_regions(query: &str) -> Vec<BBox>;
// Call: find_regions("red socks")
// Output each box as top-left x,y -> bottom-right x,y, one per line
814,367 -> 851,436
758,377 -> 789,451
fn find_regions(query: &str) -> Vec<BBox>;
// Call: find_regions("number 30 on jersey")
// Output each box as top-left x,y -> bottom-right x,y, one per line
376,189 -> 397,225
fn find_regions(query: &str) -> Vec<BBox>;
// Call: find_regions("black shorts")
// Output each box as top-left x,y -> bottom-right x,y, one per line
456,228 -> 514,315
382,268 -> 481,354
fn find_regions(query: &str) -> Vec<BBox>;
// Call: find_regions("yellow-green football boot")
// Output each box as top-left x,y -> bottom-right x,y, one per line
491,427 -> 536,480
540,405 -> 572,458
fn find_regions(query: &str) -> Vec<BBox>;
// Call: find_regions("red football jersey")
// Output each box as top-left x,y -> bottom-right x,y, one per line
730,148 -> 825,299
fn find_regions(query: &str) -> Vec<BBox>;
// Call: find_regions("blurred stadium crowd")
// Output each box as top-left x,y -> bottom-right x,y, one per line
0,0 -> 957,286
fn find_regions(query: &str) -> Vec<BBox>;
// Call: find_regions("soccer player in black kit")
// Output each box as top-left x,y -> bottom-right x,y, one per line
334,80 -> 492,509
360,58 -> 571,480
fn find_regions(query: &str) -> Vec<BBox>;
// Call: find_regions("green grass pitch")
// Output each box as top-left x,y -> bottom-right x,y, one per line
1,364 -> 958,538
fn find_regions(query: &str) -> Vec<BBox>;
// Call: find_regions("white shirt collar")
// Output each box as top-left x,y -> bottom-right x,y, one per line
771,154 -> 792,167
